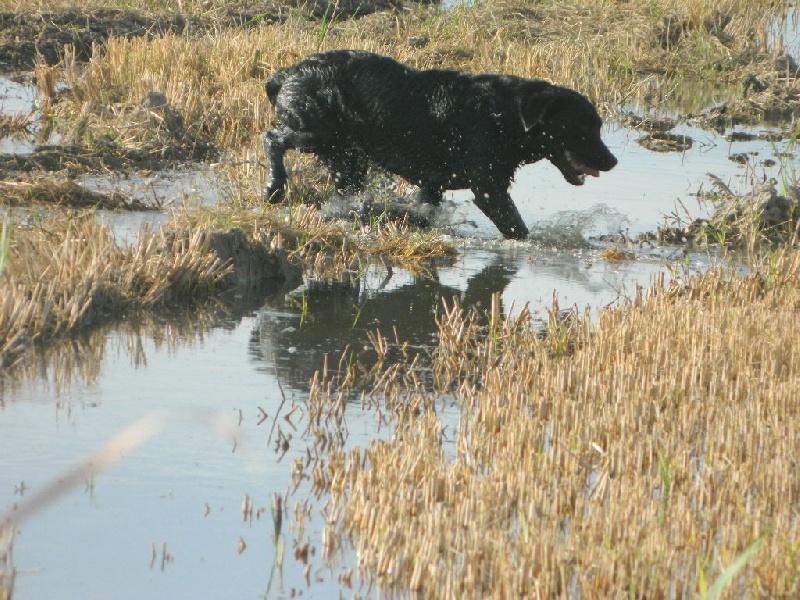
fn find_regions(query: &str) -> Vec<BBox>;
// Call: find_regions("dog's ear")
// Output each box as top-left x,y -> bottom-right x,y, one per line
518,89 -> 560,132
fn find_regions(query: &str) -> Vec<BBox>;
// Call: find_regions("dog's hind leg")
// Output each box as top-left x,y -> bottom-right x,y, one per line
264,127 -> 339,203
472,189 -> 529,240
263,129 -> 292,203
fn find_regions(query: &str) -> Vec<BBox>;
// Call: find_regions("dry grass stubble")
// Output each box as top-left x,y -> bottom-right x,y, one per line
0,214 -> 230,369
305,250 -> 800,597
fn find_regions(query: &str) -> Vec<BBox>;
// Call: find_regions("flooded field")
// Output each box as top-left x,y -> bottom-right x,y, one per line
0,242 -> 674,598
0,121 -> 776,598
2,0 -> 800,598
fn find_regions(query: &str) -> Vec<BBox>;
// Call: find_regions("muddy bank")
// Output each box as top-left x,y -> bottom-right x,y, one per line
593,181 -> 800,249
0,142 -> 209,175
0,217 -> 307,371
0,178 -> 154,210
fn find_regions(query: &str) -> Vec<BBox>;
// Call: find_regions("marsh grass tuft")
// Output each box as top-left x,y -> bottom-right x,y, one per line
0,213 -> 231,369
166,203 -> 456,278
0,112 -> 33,138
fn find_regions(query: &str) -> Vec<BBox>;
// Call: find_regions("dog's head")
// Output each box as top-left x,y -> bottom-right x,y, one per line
519,86 -> 617,186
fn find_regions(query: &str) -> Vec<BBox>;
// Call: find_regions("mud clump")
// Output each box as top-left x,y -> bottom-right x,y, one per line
706,180 -> 799,232
637,181 -> 800,248
637,131 -> 693,152
0,143 -> 199,176
204,228 -> 303,288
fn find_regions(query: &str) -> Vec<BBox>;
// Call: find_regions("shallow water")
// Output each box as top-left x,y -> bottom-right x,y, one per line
0,312 -> 357,599
83,119 -> 797,246
0,77 -> 37,154
0,245 -> 696,599
0,242 -> 666,596
0,77 -> 35,117
0,76 -> 63,152
1,61 -> 797,599
431,119 -> 791,243
771,6 -> 800,58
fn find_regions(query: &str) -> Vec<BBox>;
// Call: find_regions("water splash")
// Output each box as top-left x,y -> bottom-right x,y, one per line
528,203 -> 630,249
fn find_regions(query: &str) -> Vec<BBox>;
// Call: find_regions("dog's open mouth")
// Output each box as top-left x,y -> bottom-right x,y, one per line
549,148 -> 606,186
563,149 -> 600,185
567,150 -> 600,179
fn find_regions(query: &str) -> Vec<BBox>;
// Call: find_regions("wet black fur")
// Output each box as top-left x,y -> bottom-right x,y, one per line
263,50 -> 617,239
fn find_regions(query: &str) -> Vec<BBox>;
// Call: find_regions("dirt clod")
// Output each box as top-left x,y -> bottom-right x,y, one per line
204,228 -> 303,287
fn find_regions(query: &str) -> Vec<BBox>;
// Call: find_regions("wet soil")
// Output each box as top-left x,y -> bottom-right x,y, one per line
0,142 -> 200,174
0,177 -> 154,209
0,9 -> 201,71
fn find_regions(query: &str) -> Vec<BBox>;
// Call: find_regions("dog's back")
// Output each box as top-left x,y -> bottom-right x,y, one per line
265,51 -> 522,176
265,50 -> 397,105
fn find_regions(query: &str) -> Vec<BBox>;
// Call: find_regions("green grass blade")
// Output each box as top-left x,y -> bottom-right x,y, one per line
701,533 -> 767,600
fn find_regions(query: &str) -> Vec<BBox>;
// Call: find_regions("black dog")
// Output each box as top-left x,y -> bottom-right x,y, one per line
263,50 -> 617,239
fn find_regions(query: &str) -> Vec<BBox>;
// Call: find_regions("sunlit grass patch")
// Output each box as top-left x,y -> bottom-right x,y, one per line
302,247 -> 800,597
166,202 -> 457,277
44,0 -> 793,169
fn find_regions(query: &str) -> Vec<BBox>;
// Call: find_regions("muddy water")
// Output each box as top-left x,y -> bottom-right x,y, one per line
0,77 -> 37,153
1,73 -> 797,598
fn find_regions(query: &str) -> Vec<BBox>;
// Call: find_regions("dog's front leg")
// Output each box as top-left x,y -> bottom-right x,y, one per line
472,189 -> 529,240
